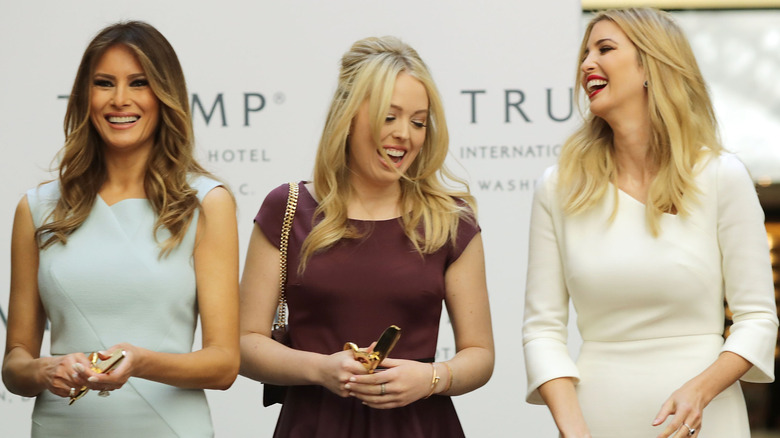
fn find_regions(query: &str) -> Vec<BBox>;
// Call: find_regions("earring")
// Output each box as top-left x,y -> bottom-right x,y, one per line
643,80 -> 648,88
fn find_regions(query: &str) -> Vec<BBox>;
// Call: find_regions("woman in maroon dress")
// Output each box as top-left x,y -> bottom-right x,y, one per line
238,36 -> 494,437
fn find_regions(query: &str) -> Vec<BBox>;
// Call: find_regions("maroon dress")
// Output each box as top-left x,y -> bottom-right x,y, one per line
254,182 -> 480,438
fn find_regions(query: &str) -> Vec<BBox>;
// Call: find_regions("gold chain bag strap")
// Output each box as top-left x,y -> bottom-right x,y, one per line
274,181 -> 298,331
263,182 -> 299,407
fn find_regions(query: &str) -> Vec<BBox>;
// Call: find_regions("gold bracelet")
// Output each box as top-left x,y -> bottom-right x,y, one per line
424,363 -> 440,399
442,361 -> 453,393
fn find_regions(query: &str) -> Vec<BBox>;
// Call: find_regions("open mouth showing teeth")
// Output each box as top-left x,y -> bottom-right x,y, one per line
587,79 -> 607,94
107,116 -> 140,124
384,149 -> 405,164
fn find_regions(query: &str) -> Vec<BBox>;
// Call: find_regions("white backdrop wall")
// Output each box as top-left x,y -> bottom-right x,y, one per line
0,1 -> 581,436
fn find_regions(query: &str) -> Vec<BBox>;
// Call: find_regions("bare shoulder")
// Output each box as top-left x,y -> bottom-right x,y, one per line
16,194 -> 30,212
201,186 -> 236,211
196,186 -> 237,243
14,195 -> 34,228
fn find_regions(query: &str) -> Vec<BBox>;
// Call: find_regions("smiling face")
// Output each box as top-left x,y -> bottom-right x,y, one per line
89,44 -> 160,155
347,72 -> 428,189
581,19 -> 647,123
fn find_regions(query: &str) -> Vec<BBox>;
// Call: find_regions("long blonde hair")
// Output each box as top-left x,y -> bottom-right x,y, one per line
558,8 -> 722,234
36,21 -> 216,256
300,36 -> 475,272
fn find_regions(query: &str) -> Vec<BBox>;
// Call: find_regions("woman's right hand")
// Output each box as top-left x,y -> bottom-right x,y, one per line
538,377 -> 592,438
317,349 -> 369,397
40,353 -> 95,398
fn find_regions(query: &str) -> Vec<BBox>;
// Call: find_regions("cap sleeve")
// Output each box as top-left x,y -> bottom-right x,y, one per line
446,202 -> 481,266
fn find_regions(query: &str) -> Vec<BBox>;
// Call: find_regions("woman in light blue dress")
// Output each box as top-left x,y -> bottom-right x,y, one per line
2,22 -> 239,437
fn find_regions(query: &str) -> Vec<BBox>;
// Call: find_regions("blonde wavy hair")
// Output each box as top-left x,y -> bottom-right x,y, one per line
558,8 -> 722,234
300,36 -> 475,272
36,21 -> 216,256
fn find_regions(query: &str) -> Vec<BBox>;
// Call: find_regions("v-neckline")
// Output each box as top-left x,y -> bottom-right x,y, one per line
613,184 -> 678,217
97,194 -> 147,208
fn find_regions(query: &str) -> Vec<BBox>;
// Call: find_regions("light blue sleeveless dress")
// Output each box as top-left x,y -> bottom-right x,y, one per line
27,176 -> 221,438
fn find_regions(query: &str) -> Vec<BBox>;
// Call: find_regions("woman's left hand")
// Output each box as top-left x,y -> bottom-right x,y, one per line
652,381 -> 704,438
73,343 -> 138,395
652,351 -> 754,438
344,358 -> 435,409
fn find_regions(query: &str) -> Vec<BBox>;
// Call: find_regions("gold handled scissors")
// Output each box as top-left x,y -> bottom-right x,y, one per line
344,325 -> 401,373
69,350 -> 126,405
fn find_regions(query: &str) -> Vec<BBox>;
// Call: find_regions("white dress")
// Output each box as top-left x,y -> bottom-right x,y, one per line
522,153 -> 778,437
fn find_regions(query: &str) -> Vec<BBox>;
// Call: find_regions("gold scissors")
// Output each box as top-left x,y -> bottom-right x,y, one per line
343,325 -> 401,373
69,350 -> 126,405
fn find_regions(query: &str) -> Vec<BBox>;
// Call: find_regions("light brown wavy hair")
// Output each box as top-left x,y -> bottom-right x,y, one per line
36,21 -> 216,256
300,36 -> 475,272
558,8 -> 722,234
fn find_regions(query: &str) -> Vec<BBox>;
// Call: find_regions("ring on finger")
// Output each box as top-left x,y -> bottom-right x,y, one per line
681,423 -> 695,436
69,388 -> 76,397
380,383 -> 386,396
98,389 -> 111,397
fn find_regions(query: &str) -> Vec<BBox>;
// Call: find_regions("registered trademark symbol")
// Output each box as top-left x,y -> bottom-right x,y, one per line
274,92 -> 285,104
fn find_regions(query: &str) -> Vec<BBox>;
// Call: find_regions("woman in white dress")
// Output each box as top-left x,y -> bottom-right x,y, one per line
522,8 -> 778,438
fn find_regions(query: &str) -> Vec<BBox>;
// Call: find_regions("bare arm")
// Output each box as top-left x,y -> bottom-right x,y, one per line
2,196 -> 55,397
238,225 -> 367,396
439,232 -> 494,395
538,377 -> 592,438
